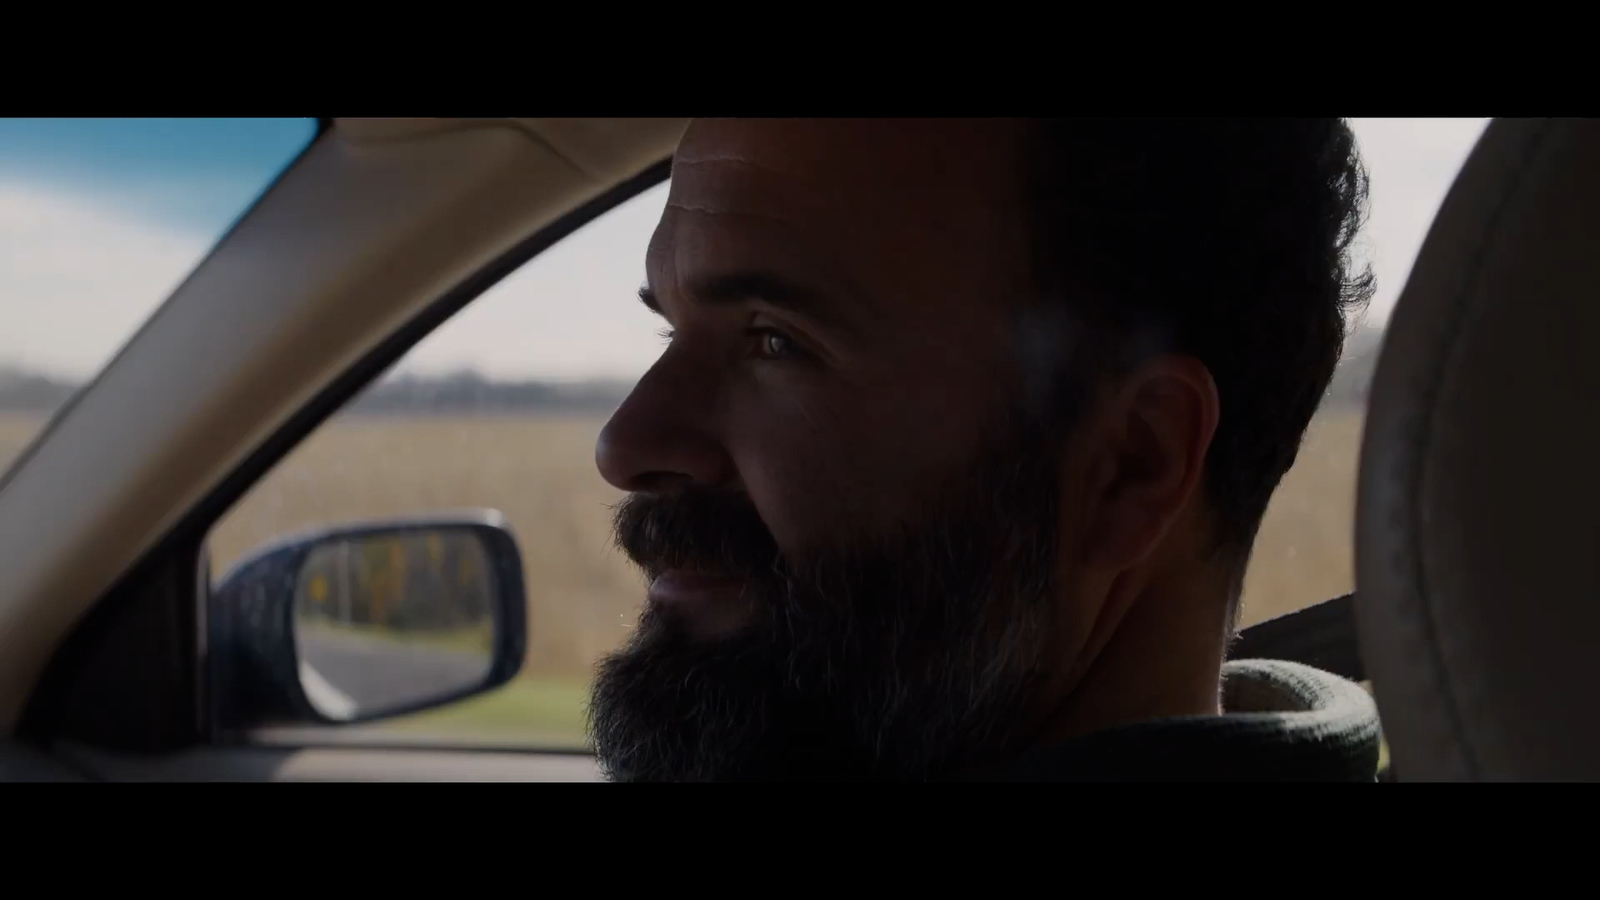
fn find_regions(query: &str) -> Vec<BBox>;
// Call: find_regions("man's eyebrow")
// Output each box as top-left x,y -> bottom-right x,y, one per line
638,271 -> 840,322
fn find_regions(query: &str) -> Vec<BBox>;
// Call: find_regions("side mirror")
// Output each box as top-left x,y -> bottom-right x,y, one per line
208,511 -> 526,732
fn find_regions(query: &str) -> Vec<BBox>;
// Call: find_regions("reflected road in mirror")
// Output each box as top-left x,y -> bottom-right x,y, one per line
293,527 -> 496,721
297,630 -> 492,718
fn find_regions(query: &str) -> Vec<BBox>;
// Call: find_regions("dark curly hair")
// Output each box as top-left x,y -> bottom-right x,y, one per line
1027,118 -> 1375,603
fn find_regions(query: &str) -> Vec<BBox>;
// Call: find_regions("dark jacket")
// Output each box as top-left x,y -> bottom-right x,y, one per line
985,659 -> 1381,781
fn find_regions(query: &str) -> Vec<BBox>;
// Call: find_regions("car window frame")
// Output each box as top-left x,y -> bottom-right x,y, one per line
0,117 -> 330,495
18,152 -> 673,756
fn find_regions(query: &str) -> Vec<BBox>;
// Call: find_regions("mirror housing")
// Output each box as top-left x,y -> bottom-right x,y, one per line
207,510 -> 526,733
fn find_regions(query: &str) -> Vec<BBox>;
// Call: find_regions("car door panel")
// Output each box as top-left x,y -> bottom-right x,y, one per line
50,742 -> 602,782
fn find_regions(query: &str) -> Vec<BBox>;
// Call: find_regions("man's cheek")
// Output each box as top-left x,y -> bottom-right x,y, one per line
724,413 -> 886,552
724,385 -> 980,547
734,444 -> 861,552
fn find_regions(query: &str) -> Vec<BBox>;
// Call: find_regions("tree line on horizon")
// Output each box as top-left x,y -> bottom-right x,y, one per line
0,326 -> 1384,415
0,368 -> 635,415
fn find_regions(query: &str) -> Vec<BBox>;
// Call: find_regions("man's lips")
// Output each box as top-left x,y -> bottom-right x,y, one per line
647,569 -> 745,602
647,569 -> 753,638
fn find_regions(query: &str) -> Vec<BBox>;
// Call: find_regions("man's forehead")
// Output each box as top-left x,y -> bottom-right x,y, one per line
671,118 -> 1026,204
651,119 -> 1033,284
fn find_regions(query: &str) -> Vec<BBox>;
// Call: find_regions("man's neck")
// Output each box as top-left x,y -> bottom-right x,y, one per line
1024,568 -> 1231,751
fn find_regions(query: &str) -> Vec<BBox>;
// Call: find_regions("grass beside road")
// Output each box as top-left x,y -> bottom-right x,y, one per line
372,674 -> 593,749
297,621 -> 593,747
299,617 -> 493,656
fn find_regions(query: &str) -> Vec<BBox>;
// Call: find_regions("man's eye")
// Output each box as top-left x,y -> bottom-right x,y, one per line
753,328 -> 801,360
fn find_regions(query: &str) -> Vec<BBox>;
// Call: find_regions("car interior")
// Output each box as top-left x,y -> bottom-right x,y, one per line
0,116 -> 1591,781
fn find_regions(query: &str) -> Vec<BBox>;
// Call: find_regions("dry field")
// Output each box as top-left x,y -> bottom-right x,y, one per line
0,404 -> 1365,747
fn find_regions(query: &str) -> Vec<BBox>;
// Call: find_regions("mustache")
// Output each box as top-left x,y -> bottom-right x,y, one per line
612,489 -> 785,582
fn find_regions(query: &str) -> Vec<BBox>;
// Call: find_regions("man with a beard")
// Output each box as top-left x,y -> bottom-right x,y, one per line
588,118 -> 1383,781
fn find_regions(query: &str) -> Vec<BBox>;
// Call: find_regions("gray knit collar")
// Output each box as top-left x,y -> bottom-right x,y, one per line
982,660 -> 1382,781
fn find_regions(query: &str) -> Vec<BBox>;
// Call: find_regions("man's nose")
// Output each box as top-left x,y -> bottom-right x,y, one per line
595,363 -> 732,494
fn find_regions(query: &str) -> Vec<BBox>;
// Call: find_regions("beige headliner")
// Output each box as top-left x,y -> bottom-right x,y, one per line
0,117 -> 688,730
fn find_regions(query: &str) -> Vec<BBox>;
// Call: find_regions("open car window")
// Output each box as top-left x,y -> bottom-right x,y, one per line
1238,117 -> 1489,627
0,118 -> 319,476
211,181 -> 671,749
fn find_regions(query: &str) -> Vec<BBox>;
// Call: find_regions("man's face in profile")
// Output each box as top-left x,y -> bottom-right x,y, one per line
589,119 -> 1082,781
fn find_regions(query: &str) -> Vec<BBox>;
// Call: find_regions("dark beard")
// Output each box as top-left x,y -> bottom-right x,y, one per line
587,417 -> 1065,782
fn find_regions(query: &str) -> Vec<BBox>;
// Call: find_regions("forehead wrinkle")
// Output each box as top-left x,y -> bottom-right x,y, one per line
647,205 -> 873,340
661,158 -> 952,291
672,152 -> 837,197
673,153 -> 813,182
652,175 -> 842,287
667,176 -> 836,231
671,141 -> 1019,274
663,199 -> 816,226
655,124 -> 1032,339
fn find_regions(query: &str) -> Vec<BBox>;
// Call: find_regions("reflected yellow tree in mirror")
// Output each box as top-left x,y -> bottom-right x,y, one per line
296,531 -> 494,656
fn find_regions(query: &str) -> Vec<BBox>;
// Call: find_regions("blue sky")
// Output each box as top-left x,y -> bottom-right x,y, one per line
0,118 -> 317,233
0,118 -> 325,379
0,118 -> 1490,383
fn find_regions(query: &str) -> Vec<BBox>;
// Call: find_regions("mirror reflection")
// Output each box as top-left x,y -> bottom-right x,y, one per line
293,528 -> 496,721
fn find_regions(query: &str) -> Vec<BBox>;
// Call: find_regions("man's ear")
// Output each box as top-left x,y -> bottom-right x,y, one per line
1080,355 -> 1219,570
